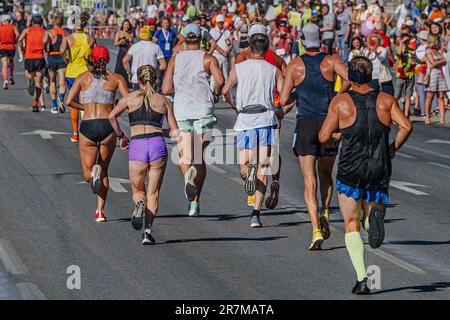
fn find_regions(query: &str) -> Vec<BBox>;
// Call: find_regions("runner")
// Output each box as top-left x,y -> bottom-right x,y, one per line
162,23 -> 224,217
60,11 -> 96,143
18,14 -> 46,112
0,15 -> 19,89
318,56 -> 412,294
43,15 -> 66,114
109,65 -> 179,245
280,23 -> 349,250
14,2 -> 28,63
222,23 -> 285,228
235,22 -> 290,209
65,46 -> 129,223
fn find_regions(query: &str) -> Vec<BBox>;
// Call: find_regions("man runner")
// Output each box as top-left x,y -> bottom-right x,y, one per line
280,23 -> 349,250
318,56 -> 412,294
0,15 -> 19,89
162,23 -> 224,217
222,23 -> 285,228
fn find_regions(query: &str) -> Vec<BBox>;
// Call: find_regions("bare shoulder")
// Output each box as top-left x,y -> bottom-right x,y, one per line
377,91 -> 396,108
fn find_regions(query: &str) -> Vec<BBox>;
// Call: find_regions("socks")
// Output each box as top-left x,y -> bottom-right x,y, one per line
2,68 -> 7,82
71,108 -> 79,134
9,64 -> 13,77
144,228 -> 151,234
251,209 -> 260,217
51,99 -> 57,109
345,232 -> 367,281
363,217 -> 370,232
59,92 -> 65,103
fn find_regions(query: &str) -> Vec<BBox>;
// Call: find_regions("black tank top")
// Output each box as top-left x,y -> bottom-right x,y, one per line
128,98 -> 164,128
15,13 -> 26,32
337,91 -> 391,191
295,52 -> 334,119
49,34 -> 63,55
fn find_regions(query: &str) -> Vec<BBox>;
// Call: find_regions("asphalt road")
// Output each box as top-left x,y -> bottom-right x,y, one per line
0,41 -> 449,300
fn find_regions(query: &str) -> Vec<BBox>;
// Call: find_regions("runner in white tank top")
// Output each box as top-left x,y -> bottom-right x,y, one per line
162,23 -> 225,217
222,24 -> 285,228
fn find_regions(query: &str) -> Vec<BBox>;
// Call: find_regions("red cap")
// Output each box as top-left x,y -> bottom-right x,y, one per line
91,45 -> 110,64
148,19 -> 156,25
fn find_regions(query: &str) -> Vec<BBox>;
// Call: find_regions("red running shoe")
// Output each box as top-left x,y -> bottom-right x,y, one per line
95,210 -> 107,223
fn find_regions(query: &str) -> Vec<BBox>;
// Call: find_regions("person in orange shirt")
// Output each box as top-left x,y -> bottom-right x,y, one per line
0,15 -> 19,89
428,2 -> 445,22
18,14 -> 47,112
237,0 -> 246,15
212,5 -> 234,30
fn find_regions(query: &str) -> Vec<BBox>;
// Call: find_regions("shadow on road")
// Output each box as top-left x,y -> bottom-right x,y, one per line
386,240 -> 450,246
371,282 -> 450,295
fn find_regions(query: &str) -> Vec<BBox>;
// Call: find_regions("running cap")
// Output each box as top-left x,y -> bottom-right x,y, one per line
148,18 -> 156,25
183,23 -> 201,39
31,4 -> 40,15
216,14 -> 225,23
90,45 -> 110,64
182,15 -> 190,22
405,20 -> 414,26
139,25 -> 151,40
431,1 -> 439,6
417,30 -> 429,40
301,23 -> 321,49
32,14 -> 43,25
248,22 -> 267,37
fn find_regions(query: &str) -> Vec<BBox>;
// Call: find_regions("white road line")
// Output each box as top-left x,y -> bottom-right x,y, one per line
208,164 -> 226,174
404,144 -> 450,161
426,139 -> 450,145
16,283 -> 46,300
428,161 -> 450,170
389,180 -> 430,196
396,152 -> 417,159
366,247 -> 427,275
0,239 -> 28,275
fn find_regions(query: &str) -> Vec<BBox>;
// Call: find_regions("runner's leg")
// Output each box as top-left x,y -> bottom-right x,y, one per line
96,133 -> 117,214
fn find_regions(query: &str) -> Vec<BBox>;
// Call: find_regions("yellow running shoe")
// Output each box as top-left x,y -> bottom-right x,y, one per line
319,208 -> 331,240
309,229 -> 324,251
247,195 -> 256,207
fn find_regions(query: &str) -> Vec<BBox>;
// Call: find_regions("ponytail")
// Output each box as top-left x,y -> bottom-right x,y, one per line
137,65 -> 157,110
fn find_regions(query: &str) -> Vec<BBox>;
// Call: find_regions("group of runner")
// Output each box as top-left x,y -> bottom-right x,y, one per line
0,5 -> 415,295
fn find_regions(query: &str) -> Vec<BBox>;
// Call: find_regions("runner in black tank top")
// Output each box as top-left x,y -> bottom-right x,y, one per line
319,56 -> 412,295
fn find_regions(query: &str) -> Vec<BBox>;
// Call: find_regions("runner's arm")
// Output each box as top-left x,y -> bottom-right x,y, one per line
279,63 -> 296,107
116,73 -> 130,97
389,97 -> 413,158
334,55 -> 350,93
14,25 -> 20,41
109,95 -> 129,138
17,29 -> 27,53
222,65 -> 237,111
318,96 -> 340,144
122,53 -> 132,80
43,31 -> 50,52
161,56 -> 175,95
209,54 -> 225,95
65,77 -> 84,111
158,58 -> 167,71
163,97 -> 179,138
208,39 -> 217,55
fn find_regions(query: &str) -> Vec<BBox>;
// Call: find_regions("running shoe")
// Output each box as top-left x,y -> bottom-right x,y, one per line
250,213 -> 262,228
9,78 -> 14,85
95,210 -> 107,223
51,107 -> 58,114
131,200 -> 146,230
308,229 -> 324,251
368,205 -> 385,249
70,134 -> 79,143
265,180 -> 280,209
142,231 -> 155,245
3,80 -> 8,90
27,78 -> 35,96
57,97 -> 66,113
32,105 -> 39,112
184,166 -> 197,201
244,164 -> 257,196
352,278 -> 370,295
319,208 -> 331,240
90,164 -> 102,194
18,55 -> 23,63
38,105 -> 46,112
247,195 -> 256,207
188,202 -> 200,217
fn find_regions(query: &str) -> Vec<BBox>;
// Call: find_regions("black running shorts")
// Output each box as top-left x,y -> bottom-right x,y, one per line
0,50 -> 15,58
293,117 -> 339,157
24,58 -> 46,73
46,55 -> 67,71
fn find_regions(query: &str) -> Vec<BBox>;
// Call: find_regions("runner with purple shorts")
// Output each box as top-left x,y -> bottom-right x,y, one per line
109,65 -> 179,245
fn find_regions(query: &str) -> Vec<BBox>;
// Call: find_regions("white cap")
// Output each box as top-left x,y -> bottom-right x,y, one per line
216,14 -> 225,23
229,6 -> 236,13
405,20 -> 414,26
32,4 -> 40,14
181,15 -> 190,22
248,23 -> 267,37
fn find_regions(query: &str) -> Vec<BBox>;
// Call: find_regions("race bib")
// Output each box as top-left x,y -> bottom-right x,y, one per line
165,42 -> 171,51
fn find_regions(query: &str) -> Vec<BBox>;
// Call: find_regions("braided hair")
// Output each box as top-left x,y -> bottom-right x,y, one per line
87,55 -> 109,79
137,65 -> 157,110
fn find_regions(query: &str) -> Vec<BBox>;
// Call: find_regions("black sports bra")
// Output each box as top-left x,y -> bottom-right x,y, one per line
128,97 -> 165,128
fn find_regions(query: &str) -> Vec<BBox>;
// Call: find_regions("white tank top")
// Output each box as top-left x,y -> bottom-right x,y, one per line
234,59 -> 278,131
173,50 -> 214,120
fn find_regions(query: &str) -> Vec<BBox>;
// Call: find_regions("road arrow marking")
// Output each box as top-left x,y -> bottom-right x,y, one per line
426,139 -> 450,145
21,130 -> 68,140
77,177 -> 130,193
389,180 -> 430,196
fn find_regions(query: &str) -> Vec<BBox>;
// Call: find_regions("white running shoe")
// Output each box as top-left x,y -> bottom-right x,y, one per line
3,80 -> 8,90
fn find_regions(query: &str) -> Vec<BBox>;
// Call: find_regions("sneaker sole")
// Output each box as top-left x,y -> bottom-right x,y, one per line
90,164 -> 102,194
142,238 -> 155,245
95,217 -> 106,223
184,167 -> 197,201
244,164 -> 257,196
250,222 -> 262,228
131,200 -> 146,230
368,206 -> 385,249
58,98 -> 66,114
265,181 -> 280,210
309,238 -> 324,251
319,215 -> 331,240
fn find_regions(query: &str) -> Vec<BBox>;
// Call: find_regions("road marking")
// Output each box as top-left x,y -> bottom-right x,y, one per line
21,130 -> 68,140
366,247 -> 427,275
396,152 -> 417,159
0,239 -> 28,275
404,144 -> 450,161
16,283 -> 46,300
389,180 -> 430,196
207,164 -> 226,174
426,139 -> 450,145
78,177 -> 130,193
0,104 -> 27,112
428,161 -> 450,170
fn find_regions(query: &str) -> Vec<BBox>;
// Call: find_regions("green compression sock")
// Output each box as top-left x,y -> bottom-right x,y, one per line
345,231 -> 367,281
364,217 -> 370,232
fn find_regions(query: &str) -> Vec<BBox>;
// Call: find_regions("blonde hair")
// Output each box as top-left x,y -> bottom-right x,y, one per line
137,65 -> 157,110
426,35 -> 439,49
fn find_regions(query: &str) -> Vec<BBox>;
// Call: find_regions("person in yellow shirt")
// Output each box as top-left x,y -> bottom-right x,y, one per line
60,12 -> 96,143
